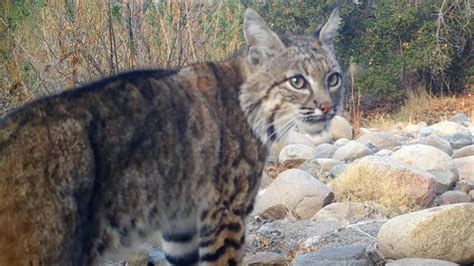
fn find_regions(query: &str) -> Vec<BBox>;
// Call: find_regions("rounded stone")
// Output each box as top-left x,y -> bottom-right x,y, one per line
439,190 -> 471,205
377,203 -> 474,264
332,141 -> 373,161
329,115 -> 353,141
254,169 -> 334,219
279,144 -> 317,163
391,144 -> 458,193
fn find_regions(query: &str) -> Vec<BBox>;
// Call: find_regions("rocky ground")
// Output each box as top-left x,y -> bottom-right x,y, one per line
125,113 -> 474,266
243,112 -> 474,265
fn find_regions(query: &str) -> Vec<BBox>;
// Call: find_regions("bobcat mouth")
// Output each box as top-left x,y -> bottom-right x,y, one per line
300,112 -> 335,124
298,112 -> 335,134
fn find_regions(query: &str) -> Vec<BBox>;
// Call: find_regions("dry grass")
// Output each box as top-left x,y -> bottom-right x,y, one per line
331,164 -> 423,218
0,0 -> 245,114
361,89 -> 474,131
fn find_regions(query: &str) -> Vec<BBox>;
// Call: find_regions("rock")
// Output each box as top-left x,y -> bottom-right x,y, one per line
279,144 -> 317,163
359,127 -> 374,135
439,190 -> 471,205
266,155 -> 279,166
311,202 -> 386,225
420,121 -> 472,149
328,163 -> 347,177
315,158 -> 343,172
332,156 -> 437,215
452,144 -> 474,158
290,245 -> 373,266
271,129 -> 316,156
297,159 -> 323,178
254,169 -> 334,219
455,179 -> 474,193
247,218 -> 383,260
391,144 -> 458,193
453,156 -> 474,181
314,143 -> 337,159
403,122 -> 428,136
304,129 -> 333,146
377,203 -> 474,264
256,204 -> 297,222
329,115 -> 353,140
357,131 -> 405,151
448,112 -> 470,126
243,252 -> 287,265
469,190 -> 474,201
375,149 -> 393,156
409,135 -> 453,155
334,138 -> 350,148
332,141 -> 373,161
260,172 -> 273,189
386,258 -> 459,266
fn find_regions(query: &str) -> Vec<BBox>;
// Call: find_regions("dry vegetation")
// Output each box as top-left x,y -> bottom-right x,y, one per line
355,89 -> 474,132
0,0 -> 244,114
331,164 -> 424,218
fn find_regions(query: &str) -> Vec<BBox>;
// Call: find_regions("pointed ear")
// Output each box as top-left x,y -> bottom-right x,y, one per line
315,8 -> 341,45
244,8 -> 285,65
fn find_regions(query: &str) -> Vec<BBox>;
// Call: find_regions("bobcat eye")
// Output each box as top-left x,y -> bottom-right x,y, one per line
327,73 -> 340,87
289,75 -> 307,89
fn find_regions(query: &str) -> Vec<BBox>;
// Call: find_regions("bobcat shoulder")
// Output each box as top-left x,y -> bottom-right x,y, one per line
0,8 -> 343,265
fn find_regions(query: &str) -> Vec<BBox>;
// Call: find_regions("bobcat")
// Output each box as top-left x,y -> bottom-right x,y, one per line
0,8 -> 342,266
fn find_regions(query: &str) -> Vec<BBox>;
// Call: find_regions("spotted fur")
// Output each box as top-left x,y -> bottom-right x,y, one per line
0,8 -> 342,266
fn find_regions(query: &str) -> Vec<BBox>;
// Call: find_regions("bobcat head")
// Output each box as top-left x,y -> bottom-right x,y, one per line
240,9 -> 343,145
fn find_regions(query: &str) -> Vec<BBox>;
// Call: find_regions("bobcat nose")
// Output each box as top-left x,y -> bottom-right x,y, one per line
319,101 -> 333,115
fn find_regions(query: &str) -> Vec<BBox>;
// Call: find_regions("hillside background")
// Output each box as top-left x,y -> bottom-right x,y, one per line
1,0 -> 472,126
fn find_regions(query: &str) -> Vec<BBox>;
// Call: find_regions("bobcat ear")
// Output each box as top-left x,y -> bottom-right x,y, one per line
244,8 -> 285,65
315,8 -> 341,45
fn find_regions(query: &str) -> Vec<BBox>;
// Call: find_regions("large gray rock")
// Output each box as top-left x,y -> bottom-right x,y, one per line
260,171 -> 273,189
304,129 -> 333,146
332,141 -> 373,161
256,204 -> 297,221
455,179 -> 474,193
254,169 -> 334,219
314,143 -> 337,159
271,129 -> 316,156
243,252 -> 287,265
439,190 -> 471,205
448,112 -> 470,126
375,149 -> 394,156
329,115 -> 353,140
452,144 -> 474,159
279,144 -> 317,163
391,144 -> 458,193
403,122 -> 428,136
377,203 -> 474,264
334,156 -> 437,211
420,121 -> 472,149
315,158 -> 343,172
297,159 -> 323,178
409,135 -> 453,155
357,131 -> 405,151
454,155 -> 474,182
329,163 -> 347,177
386,258 -> 459,266
290,245 -> 373,266
311,202 -> 387,225
334,138 -> 350,148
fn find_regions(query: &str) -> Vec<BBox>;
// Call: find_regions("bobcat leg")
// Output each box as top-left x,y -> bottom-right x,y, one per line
199,208 -> 245,266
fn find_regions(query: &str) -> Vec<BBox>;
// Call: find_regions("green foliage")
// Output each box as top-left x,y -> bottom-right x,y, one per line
0,1 -> 472,113
111,3 -> 121,18
248,0 -> 472,100
1,0 -> 31,31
